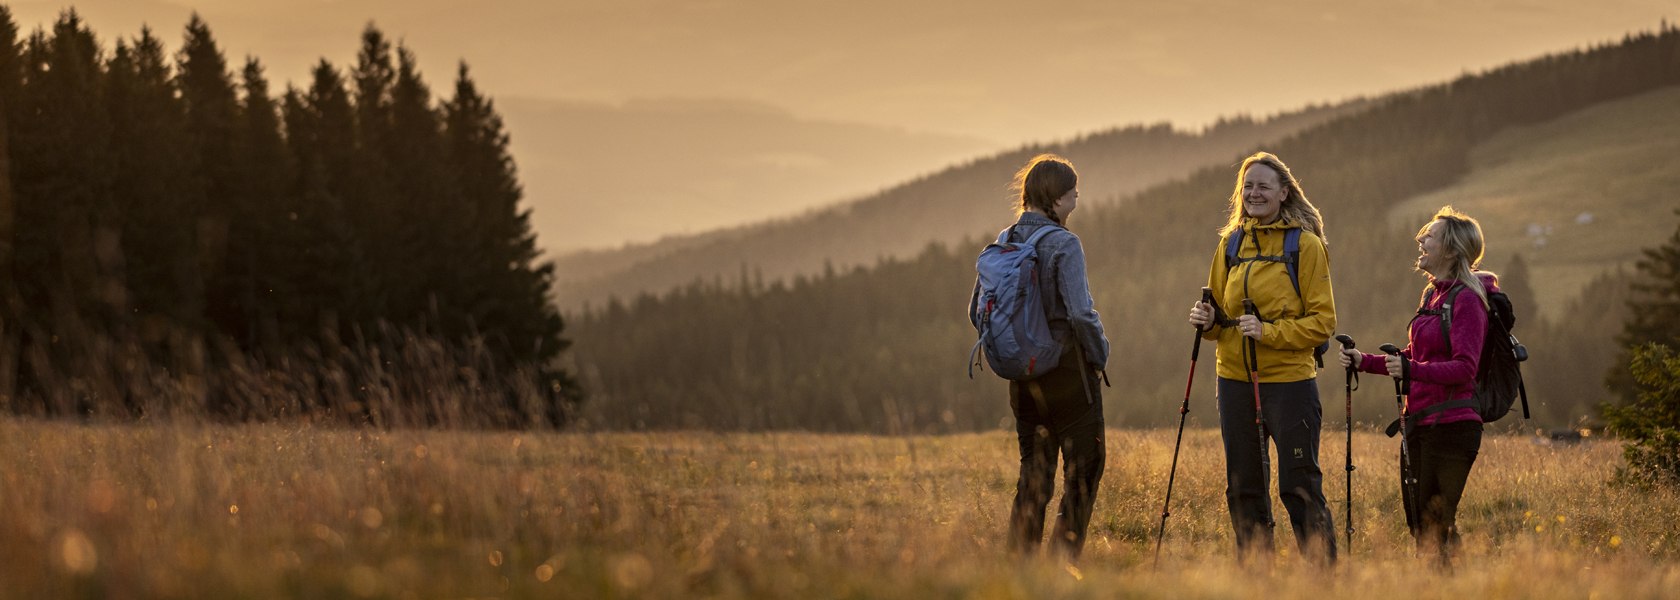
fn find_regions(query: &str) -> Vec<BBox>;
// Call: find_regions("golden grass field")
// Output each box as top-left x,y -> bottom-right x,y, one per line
3,418 -> 1677,599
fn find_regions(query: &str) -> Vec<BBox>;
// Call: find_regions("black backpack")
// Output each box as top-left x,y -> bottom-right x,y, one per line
1386,282 -> 1530,436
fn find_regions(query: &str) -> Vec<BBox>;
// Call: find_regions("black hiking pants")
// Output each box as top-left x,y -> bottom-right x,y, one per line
1403,419 -> 1482,564
1217,377 -> 1337,561
1008,354 -> 1105,561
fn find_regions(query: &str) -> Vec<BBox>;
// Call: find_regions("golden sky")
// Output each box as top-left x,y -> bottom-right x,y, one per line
9,0 -> 1675,251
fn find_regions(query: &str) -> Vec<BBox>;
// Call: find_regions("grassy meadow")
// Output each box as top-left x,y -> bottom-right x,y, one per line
4,418 -> 1678,598
1388,85 -> 1680,323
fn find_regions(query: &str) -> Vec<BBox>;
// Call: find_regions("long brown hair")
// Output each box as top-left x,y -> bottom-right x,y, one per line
1011,154 -> 1078,226
1217,152 -> 1325,245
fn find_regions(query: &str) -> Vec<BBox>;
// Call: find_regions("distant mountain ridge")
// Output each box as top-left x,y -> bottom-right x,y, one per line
551,100 -> 1370,309
498,96 -> 993,254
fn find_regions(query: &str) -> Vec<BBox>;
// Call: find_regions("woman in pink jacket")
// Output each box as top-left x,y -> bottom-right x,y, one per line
1337,206 -> 1497,566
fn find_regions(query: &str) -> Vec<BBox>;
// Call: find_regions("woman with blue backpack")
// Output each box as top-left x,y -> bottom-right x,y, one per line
968,153 -> 1109,561
1186,151 -> 1338,563
1336,206 -> 1499,567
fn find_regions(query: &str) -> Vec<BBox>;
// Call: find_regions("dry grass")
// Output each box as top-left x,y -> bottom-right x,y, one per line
2,419 -> 1677,599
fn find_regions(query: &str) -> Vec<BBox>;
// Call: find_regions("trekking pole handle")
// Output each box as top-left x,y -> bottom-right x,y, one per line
1379,343 -> 1408,394
1190,288 -> 1213,361
1194,287 -> 1214,332
1242,298 -> 1257,316
1334,334 -> 1357,371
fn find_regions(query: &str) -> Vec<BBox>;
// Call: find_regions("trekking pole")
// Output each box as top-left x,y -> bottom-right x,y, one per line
1379,343 -> 1419,539
1334,333 -> 1358,553
1153,287 -> 1214,567
1242,299 -> 1274,533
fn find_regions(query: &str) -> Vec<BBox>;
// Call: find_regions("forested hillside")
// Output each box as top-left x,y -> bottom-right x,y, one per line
571,26 -> 1680,432
0,9 -> 574,422
550,101 -> 1368,310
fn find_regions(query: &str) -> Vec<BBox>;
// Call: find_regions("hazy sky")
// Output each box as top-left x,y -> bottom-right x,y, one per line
10,0 -> 1676,252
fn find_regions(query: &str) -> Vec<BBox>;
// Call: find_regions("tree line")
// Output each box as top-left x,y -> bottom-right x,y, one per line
571,25 -> 1680,433
0,8 -> 576,423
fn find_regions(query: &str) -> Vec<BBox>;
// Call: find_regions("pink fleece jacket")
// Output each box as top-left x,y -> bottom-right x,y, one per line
1358,275 -> 1498,427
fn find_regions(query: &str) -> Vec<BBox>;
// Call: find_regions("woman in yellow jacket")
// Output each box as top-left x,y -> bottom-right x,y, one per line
1187,151 -> 1337,563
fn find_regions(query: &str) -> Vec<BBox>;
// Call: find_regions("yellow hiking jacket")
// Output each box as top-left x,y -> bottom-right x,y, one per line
1201,218 -> 1336,383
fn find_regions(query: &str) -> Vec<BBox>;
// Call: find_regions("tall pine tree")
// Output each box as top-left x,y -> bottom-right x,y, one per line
444,62 -> 577,416
347,25 -> 400,327
19,14 -> 119,316
281,61 -> 361,343
12,12 -> 118,412
385,44 -> 453,332
106,28 -> 202,332
0,6 -> 19,402
233,57 -> 293,352
1612,209 -> 1680,404
177,14 -> 245,344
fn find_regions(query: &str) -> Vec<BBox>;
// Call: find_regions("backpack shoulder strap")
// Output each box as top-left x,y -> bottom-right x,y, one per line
1022,224 -> 1064,248
1223,229 -> 1244,269
1283,228 -> 1303,300
1415,283 -> 1465,356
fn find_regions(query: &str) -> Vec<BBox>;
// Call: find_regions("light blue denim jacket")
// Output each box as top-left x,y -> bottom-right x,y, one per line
969,212 -> 1109,369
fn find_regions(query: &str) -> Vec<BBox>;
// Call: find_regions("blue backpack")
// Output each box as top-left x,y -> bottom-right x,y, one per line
969,225 -> 1065,380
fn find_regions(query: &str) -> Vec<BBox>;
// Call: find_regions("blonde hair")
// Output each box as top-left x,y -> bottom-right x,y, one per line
1420,206 -> 1497,308
1217,152 -> 1326,245
1011,154 -> 1077,226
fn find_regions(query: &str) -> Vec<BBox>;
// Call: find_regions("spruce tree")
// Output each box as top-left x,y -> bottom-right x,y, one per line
385,45 -> 452,331
0,6 -> 19,401
234,58 -> 292,351
443,62 -> 578,417
12,12 -> 117,411
1604,343 -> 1680,486
1615,210 -> 1680,383
14,13 -> 115,321
348,24 -> 399,326
281,62 -> 361,342
0,8 -> 18,262
106,28 -> 202,330
177,14 -> 246,343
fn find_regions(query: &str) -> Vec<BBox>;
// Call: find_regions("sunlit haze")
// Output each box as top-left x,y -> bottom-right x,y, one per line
11,0 -> 1673,253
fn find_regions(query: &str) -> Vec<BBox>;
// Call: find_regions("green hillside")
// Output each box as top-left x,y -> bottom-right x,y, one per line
1388,86 -> 1680,322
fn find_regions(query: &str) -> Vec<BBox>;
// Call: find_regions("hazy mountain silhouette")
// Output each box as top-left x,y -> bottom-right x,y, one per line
498,97 -> 994,254
550,99 -> 1369,309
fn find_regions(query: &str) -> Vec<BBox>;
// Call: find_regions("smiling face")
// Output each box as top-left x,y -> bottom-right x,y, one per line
1242,164 -> 1286,224
1415,219 -> 1453,277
